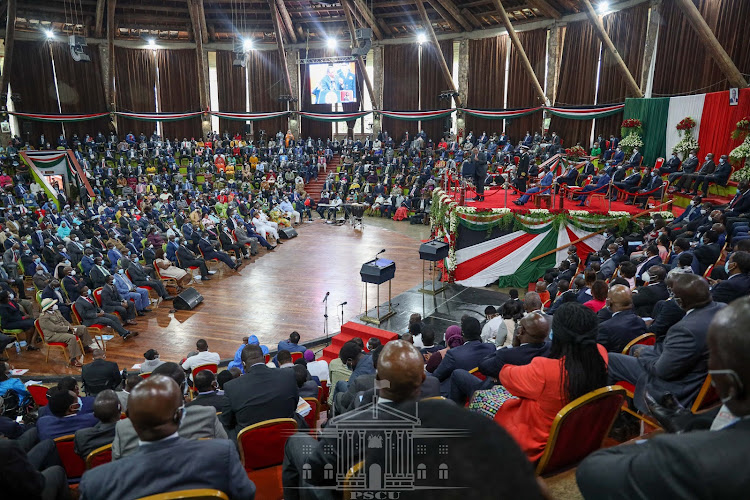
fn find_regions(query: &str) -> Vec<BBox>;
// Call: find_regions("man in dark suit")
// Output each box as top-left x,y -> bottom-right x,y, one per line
633,169 -> 664,209
198,233 -> 240,271
658,151 -> 681,175
668,150 -> 699,186
449,311 -> 551,405
175,241 -> 211,280
0,439 -> 68,500
75,286 -> 132,339
282,340 -> 545,500
676,153 -> 714,193
470,148 -> 488,201
692,154 -> 732,196
432,316 -> 496,396
37,388 -> 99,441
635,246 -> 663,285
124,254 -> 173,300
220,344 -> 299,434
667,195 -> 703,230
607,274 -> 724,412
611,169 -> 643,201
186,370 -> 229,413
597,285 -> 647,352
80,375 -> 255,500
74,390 -> 120,459
624,148 -> 642,169
694,229 -> 722,275
81,349 -> 122,396
711,251 -> 750,304
576,297 -> 750,500
632,266 -> 670,317
515,144 -> 530,193
100,275 -> 137,324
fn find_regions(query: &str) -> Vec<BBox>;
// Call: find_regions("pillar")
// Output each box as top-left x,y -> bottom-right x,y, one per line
286,48 -> 301,138
456,39 -> 469,136
640,0 -> 662,98
372,45 -> 384,135
545,24 -> 560,106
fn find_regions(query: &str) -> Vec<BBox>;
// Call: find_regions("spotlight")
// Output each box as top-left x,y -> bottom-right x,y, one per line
417,33 -> 427,44
147,38 -> 156,48
45,29 -> 55,39
327,38 -> 338,50
243,39 -> 254,51
597,1 -> 610,14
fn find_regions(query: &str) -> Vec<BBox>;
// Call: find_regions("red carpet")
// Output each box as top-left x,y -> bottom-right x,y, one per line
321,321 -> 399,363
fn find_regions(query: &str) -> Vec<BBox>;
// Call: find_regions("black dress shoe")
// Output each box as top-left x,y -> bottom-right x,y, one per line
644,392 -> 692,433
163,296 -> 175,301
26,345 -> 39,351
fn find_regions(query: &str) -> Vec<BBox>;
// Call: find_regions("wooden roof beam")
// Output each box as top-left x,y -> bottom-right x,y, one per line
527,0 -> 561,19
1,0 -> 16,102
267,0 -> 295,108
434,0 -> 473,32
461,8 -> 483,29
581,0 -> 643,97
351,0 -> 384,40
415,0 -> 462,107
426,0 -> 463,33
276,0 -> 297,44
94,0 -> 105,38
489,0 -> 547,104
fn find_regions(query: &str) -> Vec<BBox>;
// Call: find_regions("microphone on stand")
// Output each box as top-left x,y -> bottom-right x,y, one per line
339,301 -> 347,306
322,291 -> 330,303
375,248 -> 386,261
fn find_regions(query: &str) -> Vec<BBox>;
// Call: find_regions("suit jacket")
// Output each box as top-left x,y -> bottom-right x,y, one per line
647,299 -> 685,338
713,161 -> 732,183
37,412 -> 99,441
0,440 -> 47,499
661,156 -> 681,174
694,242 -> 721,274
576,419 -> 750,500
75,296 -> 103,323
433,340 -> 497,394
220,364 -> 299,431
112,405 -> 227,460
599,258 -> 617,279
711,273 -> 750,304
100,283 -> 124,308
696,159 -> 716,175
354,377 -> 441,408
634,301 -> 725,409
680,155 -> 699,174
176,245 -> 200,264
74,421 -> 117,458
186,391 -> 230,413
597,309 -> 647,353
636,255 -> 663,282
727,189 -> 750,216
89,265 -> 110,288
478,342 -> 551,378
80,437 -> 255,500
631,282 -> 669,317
81,358 -> 122,395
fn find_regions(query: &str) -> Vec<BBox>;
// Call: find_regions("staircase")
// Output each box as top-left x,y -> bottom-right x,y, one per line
304,154 -> 341,202
320,321 -> 399,363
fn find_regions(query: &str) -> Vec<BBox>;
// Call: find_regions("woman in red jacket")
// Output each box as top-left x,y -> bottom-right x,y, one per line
494,303 -> 609,461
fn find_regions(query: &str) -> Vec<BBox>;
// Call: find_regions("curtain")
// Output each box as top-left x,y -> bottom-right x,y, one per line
156,50 -> 202,140
419,40 -> 455,142
595,4 -> 648,139
382,44 -> 420,141
114,47 -> 157,136
506,29 -> 546,142
248,50 -> 288,140
10,41 -> 61,142
341,63 -> 364,138
665,94 -> 706,157
300,48 -> 332,141
216,50 -> 247,137
697,88 -> 750,160
653,0 -> 750,96
622,97 -> 670,166
553,22 -> 600,147
465,36 -> 507,135
50,42 -> 110,138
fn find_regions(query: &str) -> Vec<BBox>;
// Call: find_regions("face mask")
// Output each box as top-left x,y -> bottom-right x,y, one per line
52,304 -> 59,311
9,293 -> 14,300
63,261 -> 71,267
725,261 -> 733,274
118,269 -> 125,275
689,154 -> 695,158
603,232 -> 609,239
708,216 -> 713,222
87,290 -> 92,297
706,156 -> 710,161
701,209 -> 707,215
689,200 -> 696,206
24,250 -> 30,255
649,218 -> 654,225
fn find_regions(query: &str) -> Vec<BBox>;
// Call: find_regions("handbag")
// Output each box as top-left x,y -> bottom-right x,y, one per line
468,385 -> 518,419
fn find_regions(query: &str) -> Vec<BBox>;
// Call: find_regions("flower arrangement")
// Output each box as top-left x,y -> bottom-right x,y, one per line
729,117 -> 750,175
674,116 -> 700,158
731,116 -> 750,141
621,119 -> 642,129
619,132 -> 644,156
564,145 -> 587,160
676,117 -> 696,132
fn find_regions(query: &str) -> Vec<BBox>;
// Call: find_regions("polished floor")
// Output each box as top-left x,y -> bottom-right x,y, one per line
14,216 -> 431,378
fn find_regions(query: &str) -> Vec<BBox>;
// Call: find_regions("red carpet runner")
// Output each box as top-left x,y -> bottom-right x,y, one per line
320,322 -> 399,363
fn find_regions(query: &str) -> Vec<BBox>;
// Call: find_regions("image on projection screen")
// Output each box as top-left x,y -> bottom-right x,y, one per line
310,62 -> 358,105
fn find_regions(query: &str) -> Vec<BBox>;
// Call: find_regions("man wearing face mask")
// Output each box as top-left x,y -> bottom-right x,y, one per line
694,229 -> 722,275
659,150 -> 681,175
113,265 -> 151,315
38,297 -> 95,367
36,387 -> 99,441
74,285 -> 133,339
690,154 -> 733,196
632,168 -> 664,209
668,149 -> 699,187
676,152 -> 715,193
125,254 -> 174,300
607,274 -> 723,413
667,195 -> 703,230
101,275 -> 138,325
577,296 -> 750,499
41,279 -> 73,322
710,251 -> 750,304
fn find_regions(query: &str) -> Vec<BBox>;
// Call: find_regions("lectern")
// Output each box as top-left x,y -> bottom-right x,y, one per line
418,240 -> 449,295
360,258 -> 396,325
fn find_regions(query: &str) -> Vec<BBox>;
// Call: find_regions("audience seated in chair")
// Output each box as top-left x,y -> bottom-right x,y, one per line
74,389 -> 120,459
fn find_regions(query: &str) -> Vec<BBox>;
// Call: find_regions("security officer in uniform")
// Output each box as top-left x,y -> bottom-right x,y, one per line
515,144 -> 531,193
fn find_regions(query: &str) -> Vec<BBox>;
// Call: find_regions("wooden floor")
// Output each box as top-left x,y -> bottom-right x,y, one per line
13,218 -> 429,378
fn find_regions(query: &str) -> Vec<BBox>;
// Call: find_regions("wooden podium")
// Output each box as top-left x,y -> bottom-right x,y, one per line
360,258 -> 396,325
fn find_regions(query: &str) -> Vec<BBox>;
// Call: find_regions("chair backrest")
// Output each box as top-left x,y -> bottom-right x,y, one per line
654,157 -> 664,170
468,367 -> 487,381
71,303 -> 83,325
136,489 -> 229,500
93,287 -> 103,307
86,444 -> 113,469
53,434 -> 86,481
264,353 -> 270,364
139,372 -> 152,379
237,418 -> 298,471
691,374 -> 720,413
535,385 -> 627,475
36,290 -> 42,305
703,264 -> 714,279
28,384 -> 49,406
302,397 -> 320,432
621,333 -> 656,355
192,363 -> 218,377
290,351 -> 304,363
34,319 -> 46,343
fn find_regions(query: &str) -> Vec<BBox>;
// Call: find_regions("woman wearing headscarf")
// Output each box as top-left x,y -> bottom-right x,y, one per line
57,221 -> 71,239
493,302 -> 609,461
425,325 -> 464,373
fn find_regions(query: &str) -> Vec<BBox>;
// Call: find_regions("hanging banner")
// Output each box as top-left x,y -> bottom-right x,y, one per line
209,111 -> 290,121
545,104 -> 625,120
114,111 -> 204,122
9,112 -> 110,123
297,111 -> 370,122
461,107 -> 543,120
379,109 -> 455,121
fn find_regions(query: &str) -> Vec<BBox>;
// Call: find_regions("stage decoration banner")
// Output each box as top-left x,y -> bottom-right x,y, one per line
379,109 -> 455,121
545,104 -> 625,120
297,111 -> 370,122
430,188 -> 673,287
461,107 -> 543,120
209,111 -> 290,121
9,112 -> 110,122
114,111 -> 204,122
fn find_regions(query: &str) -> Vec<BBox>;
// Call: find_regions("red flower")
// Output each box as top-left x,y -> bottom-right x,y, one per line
621,118 -> 642,129
676,117 -> 696,131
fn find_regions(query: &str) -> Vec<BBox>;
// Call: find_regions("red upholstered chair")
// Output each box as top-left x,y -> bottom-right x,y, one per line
190,364 -> 218,397
176,254 -> 201,281
198,247 -> 221,272
302,397 -> 320,435
93,287 -> 103,307
53,434 -> 86,483
126,269 -> 158,301
237,418 -> 298,500
139,371 -> 152,379
28,384 -> 49,406
85,444 -> 113,469
691,374 -> 720,414
621,333 -> 656,355
469,367 -> 486,381
320,380 -> 330,411
35,319 -> 83,365
71,303 -> 106,351
290,352 -> 304,363
153,264 -> 179,291
137,490 -> 229,500
264,353 -> 271,364
535,385 -> 627,475
653,157 -> 665,171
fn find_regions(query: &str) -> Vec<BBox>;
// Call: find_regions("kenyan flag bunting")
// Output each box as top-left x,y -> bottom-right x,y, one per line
379,109 -> 455,121
545,104 -> 625,120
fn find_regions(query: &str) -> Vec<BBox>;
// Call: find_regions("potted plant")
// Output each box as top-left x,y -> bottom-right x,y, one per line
730,116 -> 750,180
674,116 -> 699,159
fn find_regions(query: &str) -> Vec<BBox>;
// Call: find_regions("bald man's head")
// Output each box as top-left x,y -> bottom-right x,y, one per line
516,311 -> 550,345
607,284 -> 633,313
524,292 -> 542,313
707,297 -> 750,417
93,389 -> 121,424
127,375 -> 184,442
376,340 -> 425,403
673,274 -> 711,311
647,265 -> 666,284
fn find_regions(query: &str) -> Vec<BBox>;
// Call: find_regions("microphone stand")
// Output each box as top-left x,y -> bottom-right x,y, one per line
339,302 -> 346,327
323,293 -> 330,347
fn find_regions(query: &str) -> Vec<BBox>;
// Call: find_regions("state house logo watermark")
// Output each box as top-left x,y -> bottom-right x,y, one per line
297,399 -> 469,498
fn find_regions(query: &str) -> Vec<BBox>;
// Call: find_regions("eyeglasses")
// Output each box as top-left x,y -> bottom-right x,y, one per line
709,369 -> 744,393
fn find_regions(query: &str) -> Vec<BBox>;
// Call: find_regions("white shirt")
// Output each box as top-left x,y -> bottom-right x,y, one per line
481,316 -> 509,346
181,351 -> 220,380
306,360 -> 329,382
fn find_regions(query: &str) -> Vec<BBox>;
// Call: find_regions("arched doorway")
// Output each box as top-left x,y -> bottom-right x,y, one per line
368,463 -> 382,490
